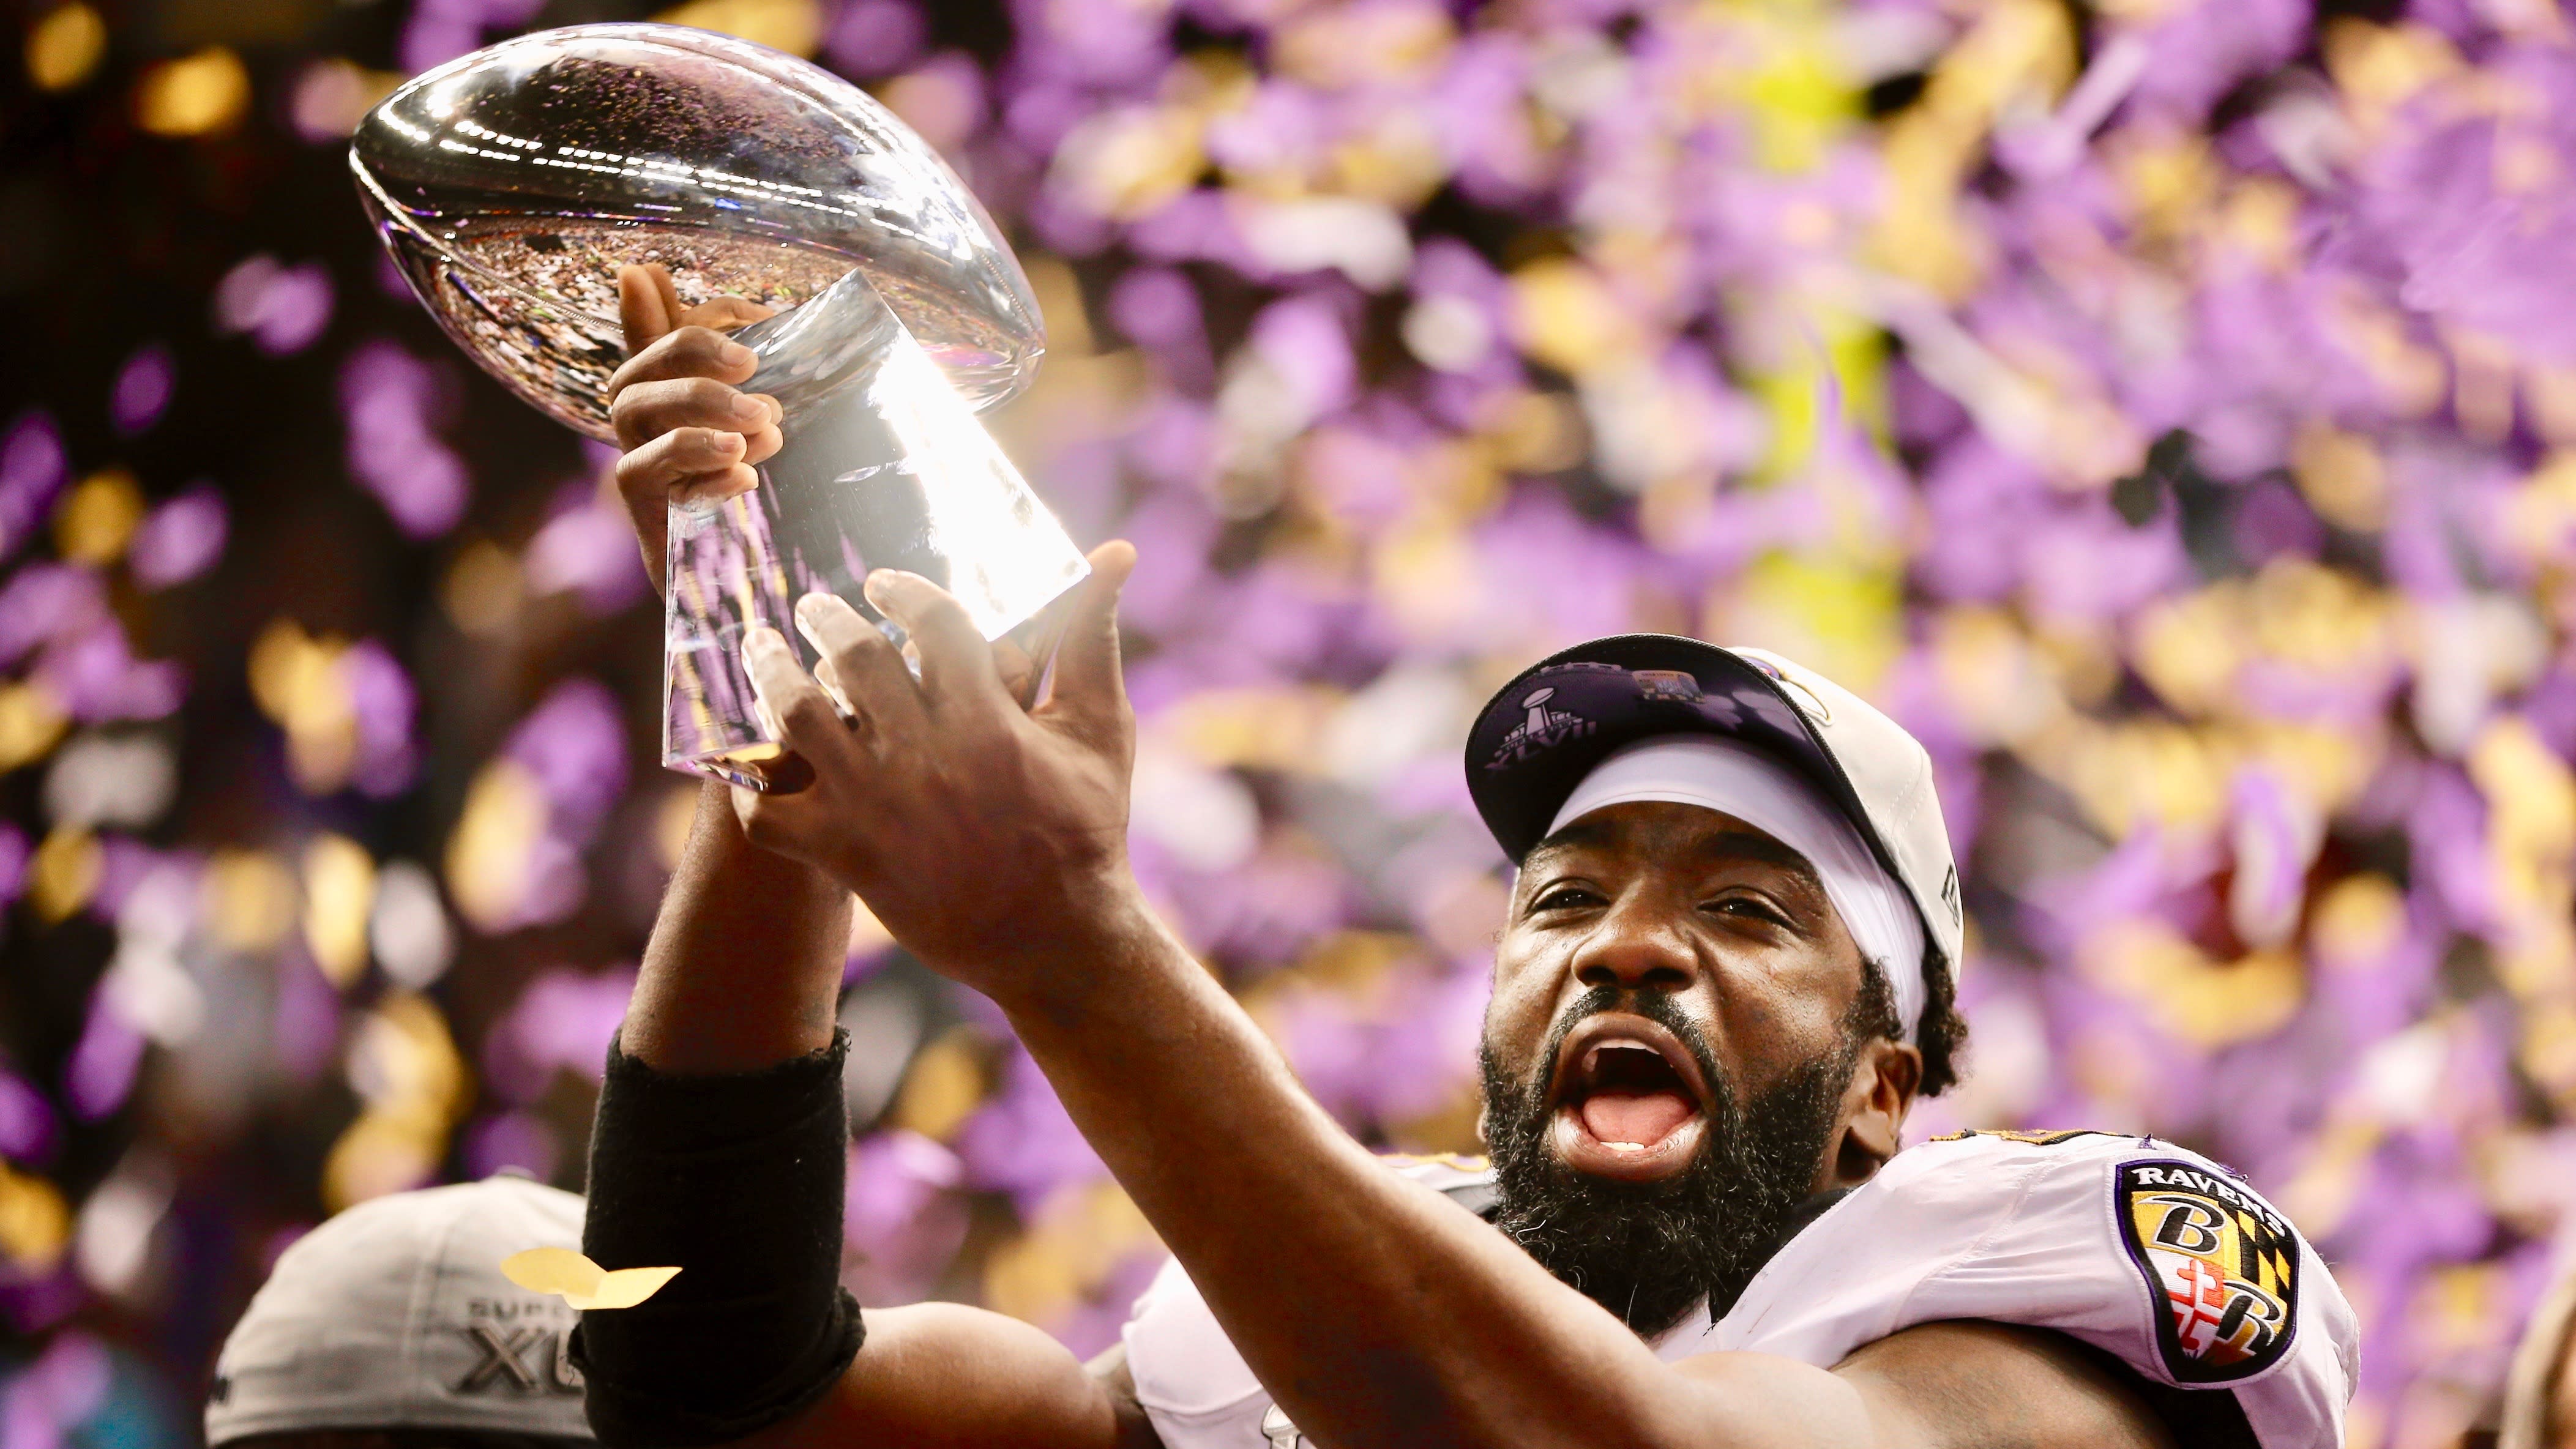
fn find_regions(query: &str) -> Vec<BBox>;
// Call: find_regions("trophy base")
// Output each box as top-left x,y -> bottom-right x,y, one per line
672,741 -> 791,793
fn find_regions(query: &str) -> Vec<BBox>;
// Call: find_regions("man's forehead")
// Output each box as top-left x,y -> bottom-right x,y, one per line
1522,802 -> 1820,878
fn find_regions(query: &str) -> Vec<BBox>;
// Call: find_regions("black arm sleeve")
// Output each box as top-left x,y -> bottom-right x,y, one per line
570,1031 -> 865,1449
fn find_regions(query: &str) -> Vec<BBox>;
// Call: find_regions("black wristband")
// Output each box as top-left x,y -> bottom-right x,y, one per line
570,1032 -> 864,1449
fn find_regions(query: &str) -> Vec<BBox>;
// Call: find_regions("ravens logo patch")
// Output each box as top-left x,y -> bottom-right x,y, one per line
2115,1160 -> 2299,1383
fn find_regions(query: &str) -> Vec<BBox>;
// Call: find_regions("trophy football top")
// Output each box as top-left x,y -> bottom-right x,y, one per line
349,23 -> 1045,441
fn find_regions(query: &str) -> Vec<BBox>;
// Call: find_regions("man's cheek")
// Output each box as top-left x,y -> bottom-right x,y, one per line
1482,958 -> 1557,1078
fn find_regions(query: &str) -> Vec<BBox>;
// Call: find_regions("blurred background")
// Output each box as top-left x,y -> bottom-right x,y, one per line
2,0 -> 2572,1443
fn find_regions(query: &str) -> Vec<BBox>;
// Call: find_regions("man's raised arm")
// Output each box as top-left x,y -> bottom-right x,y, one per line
570,266 -> 1150,1449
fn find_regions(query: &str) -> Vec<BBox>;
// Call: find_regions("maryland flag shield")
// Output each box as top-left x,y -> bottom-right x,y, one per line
2115,1160 -> 2301,1383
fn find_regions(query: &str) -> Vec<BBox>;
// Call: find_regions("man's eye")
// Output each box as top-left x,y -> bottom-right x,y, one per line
1531,886 -> 1600,912
1706,896 -> 1788,926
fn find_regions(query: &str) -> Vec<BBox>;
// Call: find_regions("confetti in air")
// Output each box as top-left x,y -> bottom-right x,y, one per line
499,1247 -> 680,1311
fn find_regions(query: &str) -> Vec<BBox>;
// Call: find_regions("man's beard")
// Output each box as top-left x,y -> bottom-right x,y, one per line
1480,987 -> 1859,1339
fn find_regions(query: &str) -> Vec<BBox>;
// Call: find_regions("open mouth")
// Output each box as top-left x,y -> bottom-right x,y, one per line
1547,1015 -> 1712,1182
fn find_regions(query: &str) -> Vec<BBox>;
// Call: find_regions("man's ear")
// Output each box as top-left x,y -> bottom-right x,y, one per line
1826,1039 -> 1921,1190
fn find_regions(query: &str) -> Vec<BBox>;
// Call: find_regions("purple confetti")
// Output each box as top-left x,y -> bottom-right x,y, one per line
827,0 -> 928,78
341,640 -> 419,798
505,677 -> 630,835
37,622 -> 184,723
463,1111 -> 560,1181
0,565 -> 102,671
0,1332 -> 111,1449
127,484 -> 226,589
955,1046 -> 1108,1211
398,0 -> 548,74
480,965 -> 637,1103
64,997 -> 144,1123
339,340 -> 469,538
109,345 -> 173,436
0,412 -> 67,565
0,1070 -> 56,1164
212,256 -> 335,357
270,959 -> 340,1086
524,486 -> 650,614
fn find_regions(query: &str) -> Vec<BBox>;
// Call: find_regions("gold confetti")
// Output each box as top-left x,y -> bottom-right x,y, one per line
25,4 -> 105,94
501,1247 -> 681,1310
29,827 -> 100,922
651,0 -> 821,56
55,469 -> 144,565
302,835 -> 376,988
0,682 -> 70,772
135,47 -> 250,138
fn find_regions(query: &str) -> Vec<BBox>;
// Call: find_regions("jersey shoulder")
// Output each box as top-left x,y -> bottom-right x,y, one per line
1897,1129 -> 2339,1384
1716,1128 -> 2356,1449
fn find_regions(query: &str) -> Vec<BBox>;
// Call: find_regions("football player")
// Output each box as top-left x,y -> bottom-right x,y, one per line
568,267 -> 2356,1449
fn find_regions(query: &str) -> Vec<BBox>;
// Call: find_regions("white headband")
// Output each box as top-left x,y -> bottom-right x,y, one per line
1546,735 -> 1928,1041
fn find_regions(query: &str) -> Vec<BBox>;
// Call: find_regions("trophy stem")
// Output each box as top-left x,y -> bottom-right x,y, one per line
660,267 -> 1090,788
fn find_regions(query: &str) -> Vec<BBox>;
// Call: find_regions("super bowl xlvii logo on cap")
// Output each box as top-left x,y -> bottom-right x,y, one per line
456,1297 -> 584,1395
1484,684 -> 1593,769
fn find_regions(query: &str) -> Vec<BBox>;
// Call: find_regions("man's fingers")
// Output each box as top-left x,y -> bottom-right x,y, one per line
864,570 -> 1009,715
651,266 -> 684,332
643,426 -> 749,477
610,270 -> 783,603
609,426 -> 736,598
615,436 -> 757,592
676,296 -> 776,332
672,464 -> 762,508
618,264 -> 676,353
742,625 -> 851,758
730,781 -> 824,855
1040,540 -> 1137,745
990,635 -> 1039,705
794,592 -> 925,734
611,375 -> 782,450
616,429 -> 750,505
607,326 -> 762,404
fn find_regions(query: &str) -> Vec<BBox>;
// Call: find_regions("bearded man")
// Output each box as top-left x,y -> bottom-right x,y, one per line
563,272 -> 2355,1449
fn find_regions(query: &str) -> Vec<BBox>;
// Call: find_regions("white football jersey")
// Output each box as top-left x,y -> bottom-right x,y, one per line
1121,1131 -> 2356,1449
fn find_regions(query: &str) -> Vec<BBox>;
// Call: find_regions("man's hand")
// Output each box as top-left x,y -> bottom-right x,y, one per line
605,263 -> 783,597
726,543 -> 1144,994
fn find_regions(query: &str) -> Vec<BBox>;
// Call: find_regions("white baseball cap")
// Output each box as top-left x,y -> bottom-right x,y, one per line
206,1174 -> 595,1446
1465,635 -> 1963,1026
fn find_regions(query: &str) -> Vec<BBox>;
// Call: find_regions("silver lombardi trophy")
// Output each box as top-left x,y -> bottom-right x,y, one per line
348,24 -> 1089,789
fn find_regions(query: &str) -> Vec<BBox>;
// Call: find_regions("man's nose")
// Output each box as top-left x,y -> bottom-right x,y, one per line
1569,892 -> 1700,994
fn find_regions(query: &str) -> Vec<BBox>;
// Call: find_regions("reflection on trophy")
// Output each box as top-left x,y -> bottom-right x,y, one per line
347,24 -> 1089,787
